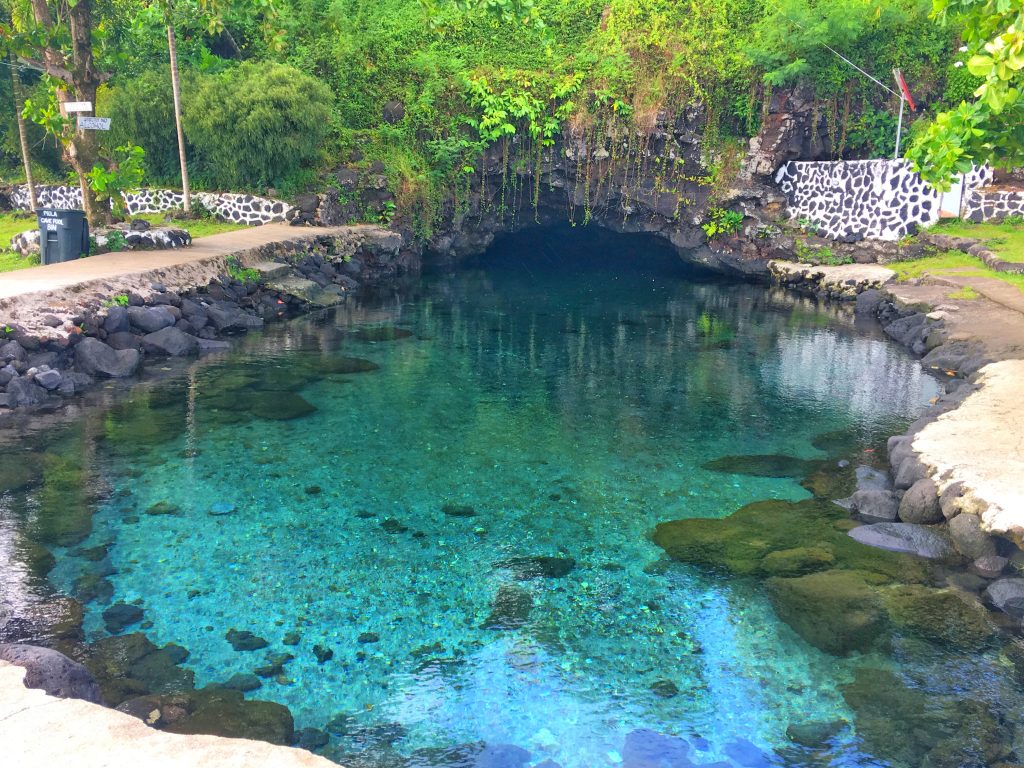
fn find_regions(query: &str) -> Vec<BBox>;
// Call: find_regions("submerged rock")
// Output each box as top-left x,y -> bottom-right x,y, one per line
85,633 -> 195,707
848,522 -> 958,561
849,490 -> 899,523
786,720 -> 847,748
494,556 -> 576,579
654,499 -> 930,582
760,546 -> 836,577
295,727 -> 330,751
767,569 -> 888,656
841,667 -> 1012,768
984,578 -> 1024,617
482,585 -> 534,630
350,326 -> 414,342
220,672 -> 262,692
381,518 -> 409,534
881,584 -> 996,650
225,629 -> 269,651
622,729 -> 692,768
304,355 -> 381,374
102,603 -> 144,634
702,454 -> 823,478
442,504 -> 478,518
74,573 -> 114,604
145,500 -> 180,516
649,680 -> 679,698
203,390 -> 317,422
164,687 -> 294,745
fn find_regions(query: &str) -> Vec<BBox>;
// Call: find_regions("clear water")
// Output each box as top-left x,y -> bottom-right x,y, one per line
12,227 -> 1017,767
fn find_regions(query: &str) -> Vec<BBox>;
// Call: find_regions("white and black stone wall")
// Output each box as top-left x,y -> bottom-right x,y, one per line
963,187 -> 1024,223
775,160 -> 995,242
8,185 -> 295,226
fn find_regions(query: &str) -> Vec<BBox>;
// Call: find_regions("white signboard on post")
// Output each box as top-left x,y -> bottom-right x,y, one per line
64,102 -> 93,113
77,116 -> 111,131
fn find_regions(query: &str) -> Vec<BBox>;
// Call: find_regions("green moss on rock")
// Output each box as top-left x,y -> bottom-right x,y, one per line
766,569 -> 888,655
882,584 -> 997,650
761,546 -> 836,576
652,499 -> 928,582
842,667 -> 1012,768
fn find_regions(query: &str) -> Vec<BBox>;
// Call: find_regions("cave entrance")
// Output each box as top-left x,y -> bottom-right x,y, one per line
456,224 -> 720,283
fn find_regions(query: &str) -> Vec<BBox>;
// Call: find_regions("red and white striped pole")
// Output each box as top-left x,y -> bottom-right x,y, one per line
893,69 -> 916,159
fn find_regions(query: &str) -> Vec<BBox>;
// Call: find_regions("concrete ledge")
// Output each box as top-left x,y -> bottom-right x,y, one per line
913,360 -> 1024,542
0,661 -> 335,768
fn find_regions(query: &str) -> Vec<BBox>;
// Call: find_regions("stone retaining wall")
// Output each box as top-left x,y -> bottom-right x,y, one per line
0,227 -> 414,412
775,160 -> 994,241
964,186 -> 1024,223
7,185 -> 295,226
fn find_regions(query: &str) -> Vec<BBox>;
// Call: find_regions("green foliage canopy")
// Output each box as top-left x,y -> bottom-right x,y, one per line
184,62 -> 334,189
908,0 -> 1024,188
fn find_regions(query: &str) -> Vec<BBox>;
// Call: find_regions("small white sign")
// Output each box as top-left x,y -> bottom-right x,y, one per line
77,116 -> 111,131
64,101 -> 93,113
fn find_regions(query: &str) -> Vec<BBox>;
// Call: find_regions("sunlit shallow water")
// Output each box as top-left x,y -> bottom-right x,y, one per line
6,228 -> 1021,767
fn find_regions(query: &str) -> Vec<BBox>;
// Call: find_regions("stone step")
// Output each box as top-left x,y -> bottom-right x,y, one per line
250,261 -> 292,280
265,276 -> 345,307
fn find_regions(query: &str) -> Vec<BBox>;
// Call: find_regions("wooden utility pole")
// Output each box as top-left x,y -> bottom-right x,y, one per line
9,59 -> 37,211
167,21 -> 191,213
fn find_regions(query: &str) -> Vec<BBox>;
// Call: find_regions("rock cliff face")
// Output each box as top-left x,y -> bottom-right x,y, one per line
315,88 -> 827,276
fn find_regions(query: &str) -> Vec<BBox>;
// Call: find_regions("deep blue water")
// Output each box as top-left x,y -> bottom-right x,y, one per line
9,228 -> 1019,767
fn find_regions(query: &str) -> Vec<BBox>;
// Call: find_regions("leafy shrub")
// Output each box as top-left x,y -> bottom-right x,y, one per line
185,63 -> 335,189
845,108 -> 898,159
99,70 -> 181,183
86,144 -> 147,219
702,207 -> 744,239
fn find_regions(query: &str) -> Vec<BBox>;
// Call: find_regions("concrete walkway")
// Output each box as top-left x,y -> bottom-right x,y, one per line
0,662 -> 334,768
0,224 -> 350,300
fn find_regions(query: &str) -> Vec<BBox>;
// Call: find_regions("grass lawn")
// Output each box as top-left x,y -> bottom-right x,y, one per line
0,212 -> 42,272
931,219 -> 1024,263
891,250 -> 1024,295
0,211 -> 249,273
136,213 -> 247,239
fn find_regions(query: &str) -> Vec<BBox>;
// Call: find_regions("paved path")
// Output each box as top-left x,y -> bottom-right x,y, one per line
0,224 -> 349,300
0,662 -> 334,768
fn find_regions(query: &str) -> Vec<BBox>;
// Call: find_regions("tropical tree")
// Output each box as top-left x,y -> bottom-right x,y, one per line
2,0 -> 107,223
907,0 -> 1024,188
153,0 -> 193,212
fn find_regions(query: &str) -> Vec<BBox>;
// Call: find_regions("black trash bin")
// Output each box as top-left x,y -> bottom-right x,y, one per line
36,209 -> 90,265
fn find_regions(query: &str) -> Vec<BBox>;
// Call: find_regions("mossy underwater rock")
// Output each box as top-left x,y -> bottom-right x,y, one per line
760,546 -> 836,577
349,326 -> 414,342
767,569 -> 888,656
164,688 -> 294,745
702,454 -> 824,478
652,498 -> 929,582
881,584 -> 997,651
201,389 -> 317,422
842,667 -> 1012,768
85,633 -> 195,707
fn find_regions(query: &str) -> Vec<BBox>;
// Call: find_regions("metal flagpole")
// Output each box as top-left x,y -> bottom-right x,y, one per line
894,97 -> 905,159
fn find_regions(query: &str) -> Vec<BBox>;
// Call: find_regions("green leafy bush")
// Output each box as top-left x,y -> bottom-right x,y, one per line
86,144 -> 147,219
99,70 -> 181,183
184,62 -> 335,189
702,207 -> 744,239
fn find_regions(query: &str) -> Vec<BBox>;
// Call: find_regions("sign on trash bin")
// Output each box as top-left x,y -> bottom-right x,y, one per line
77,116 -> 111,131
